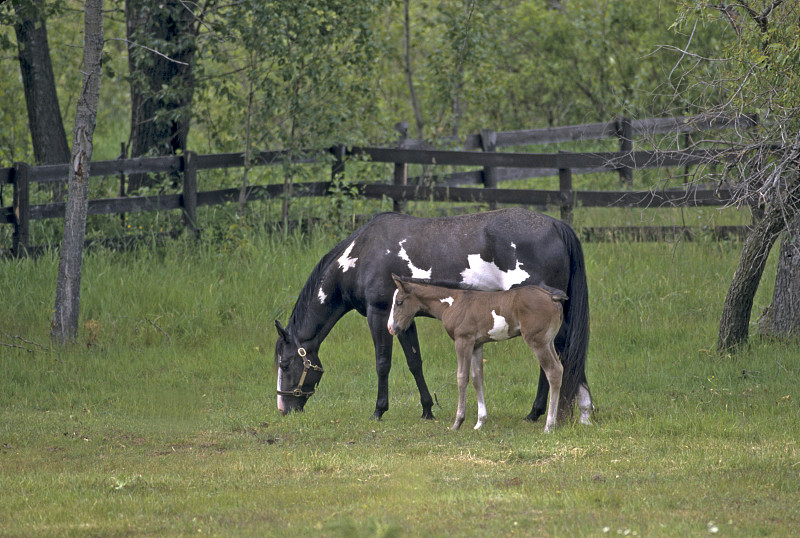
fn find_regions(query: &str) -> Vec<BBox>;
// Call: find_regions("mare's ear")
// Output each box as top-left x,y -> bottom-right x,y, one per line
275,320 -> 290,342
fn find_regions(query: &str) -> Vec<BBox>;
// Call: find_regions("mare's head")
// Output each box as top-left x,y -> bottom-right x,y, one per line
274,320 -> 324,415
387,275 -> 425,336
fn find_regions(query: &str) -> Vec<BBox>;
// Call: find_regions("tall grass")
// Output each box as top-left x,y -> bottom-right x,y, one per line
1,225 -> 798,536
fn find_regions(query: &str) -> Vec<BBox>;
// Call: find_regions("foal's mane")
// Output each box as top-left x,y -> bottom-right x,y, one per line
397,275 -> 567,299
395,275 -> 478,291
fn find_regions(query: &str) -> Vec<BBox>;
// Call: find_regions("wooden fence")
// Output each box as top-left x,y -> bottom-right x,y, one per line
0,114 -> 756,256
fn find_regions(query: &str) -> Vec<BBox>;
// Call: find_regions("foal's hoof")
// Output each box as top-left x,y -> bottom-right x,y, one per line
421,406 -> 435,420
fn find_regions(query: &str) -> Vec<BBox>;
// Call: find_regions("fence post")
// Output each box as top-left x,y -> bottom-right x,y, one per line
558,156 -> 574,227
480,129 -> 497,209
331,144 -> 346,181
616,117 -> 633,187
12,162 -> 30,257
393,161 -> 407,213
181,151 -> 198,236
119,142 -> 127,228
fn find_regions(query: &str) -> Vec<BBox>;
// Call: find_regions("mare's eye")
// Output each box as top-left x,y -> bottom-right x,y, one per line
396,299 -> 403,306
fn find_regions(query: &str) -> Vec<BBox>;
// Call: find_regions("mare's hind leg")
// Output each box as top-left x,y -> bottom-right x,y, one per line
470,345 -> 487,430
396,321 -> 435,419
577,381 -> 593,425
525,370 -> 549,422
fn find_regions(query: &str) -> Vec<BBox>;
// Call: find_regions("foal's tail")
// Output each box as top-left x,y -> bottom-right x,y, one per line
554,220 -> 590,410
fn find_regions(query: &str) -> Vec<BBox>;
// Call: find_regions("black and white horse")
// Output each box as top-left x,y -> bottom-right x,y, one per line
275,208 -> 592,423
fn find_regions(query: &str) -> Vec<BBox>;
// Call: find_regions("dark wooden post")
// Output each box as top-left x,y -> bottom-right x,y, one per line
181,151 -> 198,236
616,117 -> 633,187
119,142 -> 127,227
393,161 -> 407,213
331,144 -> 346,181
480,129 -> 497,209
12,162 -> 30,257
392,121 -> 409,213
558,155 -> 574,227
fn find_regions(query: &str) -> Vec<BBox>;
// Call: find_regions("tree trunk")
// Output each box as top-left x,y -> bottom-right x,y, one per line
125,0 -> 197,191
51,0 -> 103,345
12,0 -> 71,166
717,208 -> 786,352
759,213 -> 800,338
12,0 -> 70,202
402,0 -> 424,139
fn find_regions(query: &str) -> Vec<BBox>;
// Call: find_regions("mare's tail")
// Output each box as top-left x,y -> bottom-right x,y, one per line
554,220 -> 590,409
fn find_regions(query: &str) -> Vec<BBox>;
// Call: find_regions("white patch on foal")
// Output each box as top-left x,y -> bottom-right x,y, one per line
387,289 -> 399,334
397,240 -> 432,279
317,287 -> 327,304
337,241 -> 358,272
487,310 -> 511,341
460,254 -> 529,290
440,296 -> 454,307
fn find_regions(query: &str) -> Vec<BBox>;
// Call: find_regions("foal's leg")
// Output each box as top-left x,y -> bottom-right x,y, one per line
529,339 -> 563,433
452,337 -> 474,431
470,345 -> 487,430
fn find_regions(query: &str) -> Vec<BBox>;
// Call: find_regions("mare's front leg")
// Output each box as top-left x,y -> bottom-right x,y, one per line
471,345 -> 487,430
452,337 -> 474,431
367,307 -> 394,419
396,321 -> 435,419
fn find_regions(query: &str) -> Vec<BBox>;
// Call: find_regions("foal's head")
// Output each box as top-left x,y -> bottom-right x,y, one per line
387,275 -> 425,336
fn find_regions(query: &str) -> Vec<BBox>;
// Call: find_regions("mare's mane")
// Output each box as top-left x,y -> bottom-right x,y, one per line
286,226 -> 366,336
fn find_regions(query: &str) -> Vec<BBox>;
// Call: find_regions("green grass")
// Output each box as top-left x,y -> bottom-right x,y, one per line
1,224 -> 799,536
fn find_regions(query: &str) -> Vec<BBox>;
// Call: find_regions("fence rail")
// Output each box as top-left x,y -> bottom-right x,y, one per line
1,114 -> 753,256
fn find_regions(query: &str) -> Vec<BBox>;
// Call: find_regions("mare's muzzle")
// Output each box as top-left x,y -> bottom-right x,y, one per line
276,347 -> 324,403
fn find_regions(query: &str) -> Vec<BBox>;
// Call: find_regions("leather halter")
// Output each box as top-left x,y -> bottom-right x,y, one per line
276,347 -> 324,398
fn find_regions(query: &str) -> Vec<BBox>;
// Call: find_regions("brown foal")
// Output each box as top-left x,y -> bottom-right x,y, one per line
388,275 -> 567,432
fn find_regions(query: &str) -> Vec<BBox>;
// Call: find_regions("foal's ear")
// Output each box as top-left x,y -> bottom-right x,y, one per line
275,320 -> 290,342
391,273 -> 404,290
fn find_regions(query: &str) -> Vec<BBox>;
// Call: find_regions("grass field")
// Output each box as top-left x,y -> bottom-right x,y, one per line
1,221 -> 798,536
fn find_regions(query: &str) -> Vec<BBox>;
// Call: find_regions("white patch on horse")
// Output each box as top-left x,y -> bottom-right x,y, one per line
440,296 -> 454,307
488,310 -> 510,340
510,242 -> 517,249
460,254 -> 530,290
397,239 -> 432,279
318,287 -> 327,304
277,374 -> 285,413
337,241 -> 358,272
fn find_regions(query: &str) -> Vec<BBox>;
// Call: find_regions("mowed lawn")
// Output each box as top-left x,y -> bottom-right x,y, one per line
1,228 -> 798,537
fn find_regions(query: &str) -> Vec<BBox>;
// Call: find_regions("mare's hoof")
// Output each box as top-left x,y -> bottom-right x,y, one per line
524,411 -> 544,422
421,410 -> 435,420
